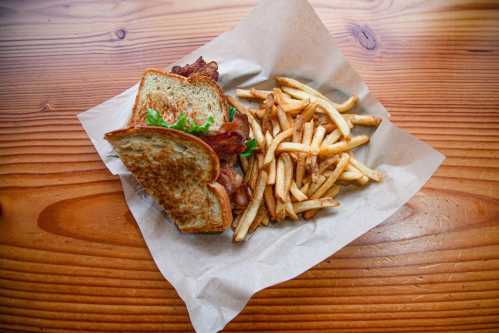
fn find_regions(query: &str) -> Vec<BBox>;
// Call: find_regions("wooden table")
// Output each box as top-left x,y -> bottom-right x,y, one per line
1,1 -> 498,332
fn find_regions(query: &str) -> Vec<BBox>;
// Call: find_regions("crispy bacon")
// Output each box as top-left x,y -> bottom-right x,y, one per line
218,164 -> 251,210
171,56 -> 219,82
201,131 -> 245,162
201,131 -> 251,211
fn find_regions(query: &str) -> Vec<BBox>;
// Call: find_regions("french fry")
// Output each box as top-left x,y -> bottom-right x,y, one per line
295,120 -> 313,186
343,114 -> 381,127
323,123 -> 336,133
321,129 -> 341,148
303,185 -> 341,220
326,185 -> 340,198
302,101 -> 320,122
321,101 -> 351,138
276,76 -> 329,100
282,99 -> 309,114
263,128 -> 294,166
318,155 -> 340,174
271,116 -> 281,137
310,125 -> 326,155
249,203 -> 268,234
261,213 -> 270,226
303,185 -> 341,219
277,106 -> 291,130
336,96 -> 358,113
280,86 -> 357,113
275,155 -> 286,201
310,156 -> 319,182
357,175 -> 370,186
227,95 -> 251,116
308,174 -> 326,197
310,153 -> 350,199
349,155 -> 383,182
236,89 -> 271,99
249,158 -> 259,190
272,88 -> 287,112
319,135 -> 369,157
285,201 -> 299,220
283,153 -> 294,200
250,88 -> 271,100
244,156 -> 255,183
264,185 -> 276,219
255,108 -> 267,119
300,182 -> 310,195
265,131 -> 273,149
276,142 -> 310,153
275,198 -> 286,221
234,171 -> 268,242
257,152 -> 264,169
293,115 -> 304,141
247,113 -> 265,150
240,156 -> 249,173
264,92 -> 274,113
339,170 -> 363,181
290,181 -> 308,201
286,112 -> 294,129
293,197 -> 340,214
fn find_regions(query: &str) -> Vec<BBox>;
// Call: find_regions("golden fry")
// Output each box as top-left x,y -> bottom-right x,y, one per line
264,185 -> 276,219
283,153 -> 294,200
310,153 -> 350,199
234,171 -> 268,242
302,101 -> 320,122
319,156 -> 340,174
293,197 -> 340,214
321,129 -> 341,148
227,95 -> 251,116
285,201 -> 298,220
310,125 -> 326,155
290,181 -> 308,201
236,89 -> 271,99
339,170 -> 363,181
249,203 -> 267,234
277,106 -> 291,131
277,142 -> 310,153
349,155 -> 383,182
275,155 -> 286,201
319,135 -> 369,157
263,128 -> 294,166
247,113 -> 265,150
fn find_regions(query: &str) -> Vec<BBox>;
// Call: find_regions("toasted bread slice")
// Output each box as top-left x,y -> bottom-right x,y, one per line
105,126 -> 232,233
128,69 -> 226,131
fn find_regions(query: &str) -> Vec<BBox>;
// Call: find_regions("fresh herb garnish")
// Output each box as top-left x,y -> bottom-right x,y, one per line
145,108 -> 213,135
240,138 -> 257,158
187,116 -> 214,135
228,106 -> 236,122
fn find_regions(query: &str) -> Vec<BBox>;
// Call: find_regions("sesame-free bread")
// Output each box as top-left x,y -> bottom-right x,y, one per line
105,126 -> 232,233
128,69 -> 226,131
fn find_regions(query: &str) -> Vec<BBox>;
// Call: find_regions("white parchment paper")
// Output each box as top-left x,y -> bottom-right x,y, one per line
78,0 -> 445,331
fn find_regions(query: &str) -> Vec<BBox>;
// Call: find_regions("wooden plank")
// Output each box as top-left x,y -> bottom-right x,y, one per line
0,0 -> 498,332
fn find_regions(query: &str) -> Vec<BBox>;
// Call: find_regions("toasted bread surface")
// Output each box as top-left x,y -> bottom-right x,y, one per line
105,126 -> 232,233
128,69 -> 226,131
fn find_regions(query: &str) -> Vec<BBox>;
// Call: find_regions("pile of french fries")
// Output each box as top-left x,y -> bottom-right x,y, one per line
229,77 -> 383,242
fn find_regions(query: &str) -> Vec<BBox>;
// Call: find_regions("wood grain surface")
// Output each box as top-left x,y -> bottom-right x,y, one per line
1,0 -> 498,332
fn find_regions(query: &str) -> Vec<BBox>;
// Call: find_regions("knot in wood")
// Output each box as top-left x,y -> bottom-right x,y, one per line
351,24 -> 377,50
115,29 -> 127,40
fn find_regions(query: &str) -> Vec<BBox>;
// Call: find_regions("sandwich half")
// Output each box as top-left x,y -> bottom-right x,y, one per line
105,126 -> 232,233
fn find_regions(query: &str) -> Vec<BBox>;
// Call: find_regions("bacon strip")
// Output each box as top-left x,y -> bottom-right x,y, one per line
171,56 -> 219,82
